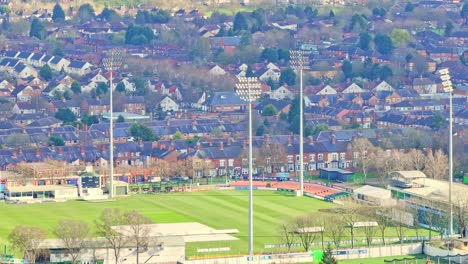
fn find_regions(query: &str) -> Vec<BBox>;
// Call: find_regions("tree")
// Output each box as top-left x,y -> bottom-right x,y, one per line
390,29 -> 412,47
278,223 -> 296,253
99,7 -> 120,22
130,123 -> 156,141
95,208 -> 129,264
324,214 -> 345,249
279,67 -> 296,86
320,244 -> 337,264
358,31 -> 372,50
77,3 -> 95,23
124,210 -> 152,264
405,2 -> 415,12
261,48 -> 279,63
341,60 -> 353,79
424,149 -> 448,180
71,81 -> 81,94
287,96 -> 304,134
430,113 -> 447,129
374,207 -> 392,245
49,136 -> 65,146
39,64 -> 53,81
29,18 -> 46,40
8,226 -> 46,263
82,113 -> 99,126
53,219 -> 90,264
95,82 -> 108,97
406,149 -> 426,171
55,108 -> 77,123
294,215 -> 319,252
233,12 -> 248,32
374,33 -> 394,55
262,104 -> 277,116
348,138 -> 374,183
379,65 -> 393,80
52,3 -> 65,23
115,82 -> 126,93
125,24 -> 155,45
116,115 -> 125,123
445,21 -> 454,37
172,131 -> 183,140
461,3 -> 468,25
278,48 -> 290,62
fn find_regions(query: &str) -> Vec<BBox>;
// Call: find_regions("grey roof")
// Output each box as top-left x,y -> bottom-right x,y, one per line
205,92 -> 247,106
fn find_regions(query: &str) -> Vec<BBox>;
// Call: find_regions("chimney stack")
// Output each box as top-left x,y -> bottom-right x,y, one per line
331,134 -> 336,145
227,137 -> 232,146
58,146 -> 63,155
219,141 -> 224,150
242,138 -> 247,149
307,136 -> 314,145
35,148 -> 40,157
287,136 -> 292,146
80,145 -> 85,155
12,151 -> 17,158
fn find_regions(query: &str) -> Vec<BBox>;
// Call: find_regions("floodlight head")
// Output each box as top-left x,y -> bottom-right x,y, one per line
103,49 -> 124,71
236,76 -> 262,102
289,50 -> 311,70
438,68 -> 449,76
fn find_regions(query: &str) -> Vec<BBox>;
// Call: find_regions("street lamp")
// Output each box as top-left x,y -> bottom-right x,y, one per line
103,49 -> 124,198
289,50 -> 310,196
236,77 -> 261,258
438,68 -> 454,236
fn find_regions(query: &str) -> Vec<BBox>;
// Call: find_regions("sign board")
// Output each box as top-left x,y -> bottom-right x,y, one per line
197,247 -> 230,253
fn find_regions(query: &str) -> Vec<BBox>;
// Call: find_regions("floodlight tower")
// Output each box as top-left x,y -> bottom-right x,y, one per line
438,68 -> 454,236
236,77 -> 262,258
289,50 -> 310,196
102,49 -> 124,198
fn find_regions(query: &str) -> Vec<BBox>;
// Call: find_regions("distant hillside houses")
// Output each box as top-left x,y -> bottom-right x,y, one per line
1,51 -> 94,76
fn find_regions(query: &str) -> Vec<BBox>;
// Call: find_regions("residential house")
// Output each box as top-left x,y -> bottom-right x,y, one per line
411,78 -> 437,94
208,36 -> 242,54
81,99 -> 110,115
341,83 -> 364,94
67,60 -> 92,76
371,81 -> 395,92
204,92 -> 248,113
316,85 -> 338,95
123,96 -> 146,115
48,56 -> 70,72
49,99 -> 81,117
13,63 -> 37,79
257,67 -> 281,82
208,65 -> 227,76
12,102 -> 36,114
159,96 -> 179,112
270,85 -> 294,100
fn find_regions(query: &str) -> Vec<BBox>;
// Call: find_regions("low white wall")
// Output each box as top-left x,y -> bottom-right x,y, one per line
334,243 -> 422,261
184,243 -> 423,264
424,243 -> 468,264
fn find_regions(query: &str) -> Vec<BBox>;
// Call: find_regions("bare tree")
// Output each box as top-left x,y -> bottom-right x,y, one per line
374,207 -> 392,245
124,210 -> 153,264
53,219 -> 90,264
8,226 -> 47,264
358,207 -> 377,247
406,149 -> 426,171
348,138 -> 374,183
424,149 -> 448,180
95,208 -> 129,264
278,223 -> 296,253
293,215 -> 320,252
324,214 -> 346,249
370,148 -> 398,185
454,191 -> 468,237
392,204 -> 412,244
342,206 -> 362,248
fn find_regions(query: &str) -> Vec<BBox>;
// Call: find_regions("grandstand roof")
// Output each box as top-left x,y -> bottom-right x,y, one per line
390,171 -> 427,179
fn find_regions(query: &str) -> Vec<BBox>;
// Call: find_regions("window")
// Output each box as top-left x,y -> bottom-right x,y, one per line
340,153 -> 346,160
220,160 -> 225,167
332,153 -> 338,161
309,154 -> 315,161
318,154 -> 323,161
296,155 -> 300,161
228,159 -> 234,167
287,155 -> 293,163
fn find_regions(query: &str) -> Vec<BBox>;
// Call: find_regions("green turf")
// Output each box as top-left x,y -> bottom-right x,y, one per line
0,190 -> 333,255
0,190 -> 431,258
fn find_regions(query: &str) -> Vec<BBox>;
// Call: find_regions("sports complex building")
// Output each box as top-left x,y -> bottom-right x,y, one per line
388,170 -> 468,233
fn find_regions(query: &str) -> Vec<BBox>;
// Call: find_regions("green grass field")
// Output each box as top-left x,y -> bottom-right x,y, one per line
0,190 -> 333,255
0,190 -> 429,258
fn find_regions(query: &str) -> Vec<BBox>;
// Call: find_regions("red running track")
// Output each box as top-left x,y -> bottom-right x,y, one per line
230,181 -> 342,198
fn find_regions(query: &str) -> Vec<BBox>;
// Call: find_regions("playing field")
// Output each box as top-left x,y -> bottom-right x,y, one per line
0,190 -> 333,255
0,189 -> 430,258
